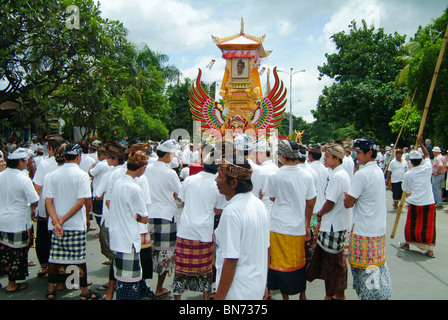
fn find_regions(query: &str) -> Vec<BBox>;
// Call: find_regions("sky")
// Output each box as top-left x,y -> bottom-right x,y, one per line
98,0 -> 447,123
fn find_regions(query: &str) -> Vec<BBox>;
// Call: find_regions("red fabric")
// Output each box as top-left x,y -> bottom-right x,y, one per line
405,204 -> 436,245
189,163 -> 203,176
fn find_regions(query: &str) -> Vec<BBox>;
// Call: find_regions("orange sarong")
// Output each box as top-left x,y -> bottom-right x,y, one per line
269,231 -> 306,272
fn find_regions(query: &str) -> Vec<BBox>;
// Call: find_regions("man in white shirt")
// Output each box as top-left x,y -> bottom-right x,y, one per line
108,150 -> 156,300
386,148 -> 409,210
343,147 -> 355,182
45,143 -> 98,300
344,138 -> 393,300
265,139 -> 316,300
32,134 -> 65,278
214,155 -> 270,300
307,144 -> 352,300
400,137 -> 436,258
145,139 -> 182,299
89,146 -> 110,235
253,139 -> 278,212
0,148 -> 39,293
173,158 -> 224,300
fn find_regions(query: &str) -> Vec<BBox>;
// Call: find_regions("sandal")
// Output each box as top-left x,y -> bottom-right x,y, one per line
424,251 -> 435,258
80,289 -> 100,300
399,242 -> 409,250
6,283 -> 27,293
46,290 -> 56,300
156,288 -> 171,299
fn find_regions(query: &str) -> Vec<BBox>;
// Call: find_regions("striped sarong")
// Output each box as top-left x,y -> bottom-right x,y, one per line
317,229 -> 350,254
0,230 -> 29,249
348,232 -> 386,269
113,247 -> 142,283
405,204 -> 436,251
148,218 -> 177,251
269,232 -> 306,272
49,230 -> 86,264
175,237 -> 213,277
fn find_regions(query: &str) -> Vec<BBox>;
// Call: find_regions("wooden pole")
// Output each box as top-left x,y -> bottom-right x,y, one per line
391,24 -> 448,239
384,88 -> 417,174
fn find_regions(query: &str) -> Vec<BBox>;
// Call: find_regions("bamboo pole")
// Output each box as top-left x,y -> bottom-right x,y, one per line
384,88 -> 417,174
391,25 -> 448,239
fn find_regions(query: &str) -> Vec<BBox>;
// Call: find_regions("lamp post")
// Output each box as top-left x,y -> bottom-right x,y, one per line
278,68 -> 305,137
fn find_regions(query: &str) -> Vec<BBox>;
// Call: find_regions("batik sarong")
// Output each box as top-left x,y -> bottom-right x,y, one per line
149,218 -> 176,275
99,222 -> 114,261
405,204 -> 436,251
0,231 -> 29,281
49,230 -> 86,264
268,231 -> 307,295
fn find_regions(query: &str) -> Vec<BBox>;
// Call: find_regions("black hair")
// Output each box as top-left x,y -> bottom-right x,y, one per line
156,150 -> 168,158
6,158 -> 20,168
410,158 -> 422,166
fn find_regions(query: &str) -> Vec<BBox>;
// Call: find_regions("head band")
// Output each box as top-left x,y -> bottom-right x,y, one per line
218,159 -> 253,180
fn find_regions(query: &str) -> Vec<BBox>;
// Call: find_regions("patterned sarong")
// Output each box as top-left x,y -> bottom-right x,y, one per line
317,229 -> 350,254
175,237 -> 213,277
0,230 -> 29,249
405,204 -> 436,251
49,230 -> 86,264
348,232 -> 386,269
148,218 -> 177,251
113,248 -> 142,283
269,232 -> 306,272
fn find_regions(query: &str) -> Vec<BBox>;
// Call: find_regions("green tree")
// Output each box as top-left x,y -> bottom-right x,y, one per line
313,20 -> 407,145
402,7 -> 448,146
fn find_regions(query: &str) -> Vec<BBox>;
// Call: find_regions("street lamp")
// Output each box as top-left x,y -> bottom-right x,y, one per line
277,68 -> 305,137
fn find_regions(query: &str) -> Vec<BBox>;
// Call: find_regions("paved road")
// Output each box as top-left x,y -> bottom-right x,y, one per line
1,189 -> 447,301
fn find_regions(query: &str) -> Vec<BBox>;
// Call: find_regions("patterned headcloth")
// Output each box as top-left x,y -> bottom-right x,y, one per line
218,159 -> 253,180
107,145 -> 126,160
325,143 -> 345,160
127,150 -> 149,167
63,143 -> 82,156
54,143 -> 67,162
278,139 -> 302,160
126,143 -> 150,155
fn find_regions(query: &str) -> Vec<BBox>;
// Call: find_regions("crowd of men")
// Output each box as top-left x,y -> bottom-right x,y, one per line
0,132 -> 442,300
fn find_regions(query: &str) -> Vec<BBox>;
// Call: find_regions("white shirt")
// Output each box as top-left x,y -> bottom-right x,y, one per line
109,174 -> 149,254
104,164 -> 151,233
388,158 -> 409,183
89,159 -> 110,197
99,165 -> 123,227
46,163 -> 92,231
214,192 -> 270,300
79,153 -> 96,174
342,155 -> 355,182
179,167 -> 189,181
0,168 -> 39,233
265,165 -> 316,236
177,171 -> 225,242
258,160 -> 279,212
144,161 -> 181,222
347,161 -> 387,237
33,156 -> 58,218
320,165 -> 352,232
402,158 -> 435,206
309,160 -> 329,212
